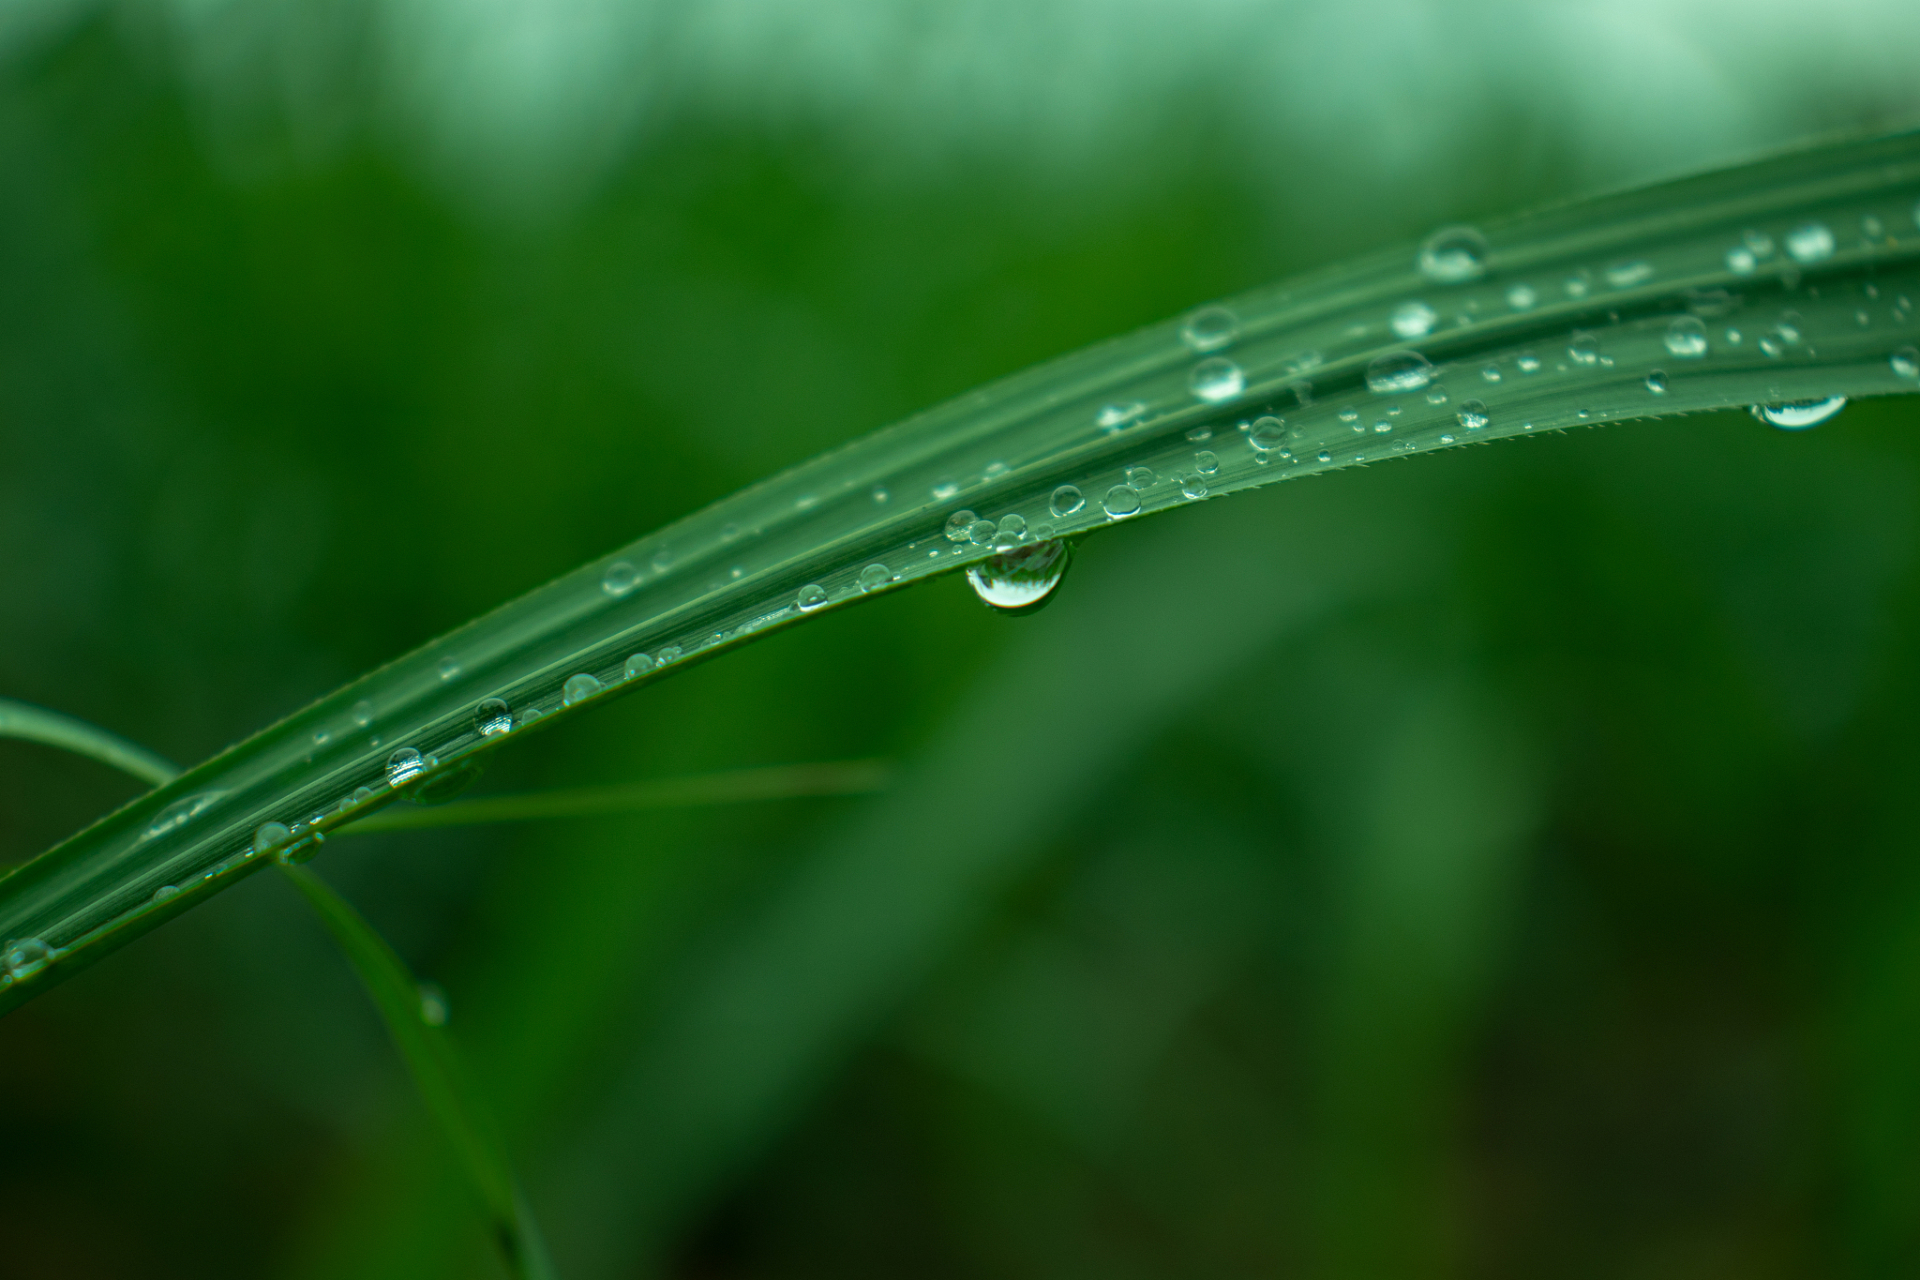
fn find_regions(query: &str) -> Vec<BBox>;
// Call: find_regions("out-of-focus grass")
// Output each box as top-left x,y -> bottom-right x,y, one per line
4,7 -> 1920,1280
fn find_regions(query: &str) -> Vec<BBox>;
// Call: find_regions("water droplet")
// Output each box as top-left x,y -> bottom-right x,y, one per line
1664,316 -> 1709,358
3,937 -> 52,980
1567,332 -> 1601,365
1316,450 -> 1332,463
311,727 -> 331,748
1338,407 -> 1359,423
558,673 -> 601,706
1516,353 -> 1542,374
1607,260 -> 1654,288
1563,271 -> 1591,299
152,884 -> 179,903
602,561 -> 639,596
1102,485 -> 1142,519
1506,283 -> 1537,311
143,791 -> 227,840
474,698 -> 513,736
253,821 -> 290,855
1049,485 -> 1084,518
1249,417 -> 1287,452
386,748 -> 425,787
871,485 -> 890,504
418,982 -> 450,1027
849,562 -> 893,594
1181,306 -> 1238,352
1365,351 -> 1434,394
436,656 -> 461,682
932,480 -> 960,501
1425,387 -> 1449,405
1456,400 -> 1489,430
351,700 -> 375,728
1891,346 -> 1920,380
1390,300 -> 1437,339
624,652 -> 656,681
1759,334 -> 1784,358
656,645 -> 682,664
1185,425 -> 1213,442
968,519 -> 996,545
1645,370 -> 1668,394
1751,396 -> 1847,430
1189,357 -> 1245,403
650,549 -> 675,574
1418,226 -> 1488,283
1195,450 -> 1219,475
1123,467 -> 1156,490
1097,402 -> 1147,432
796,584 -> 829,611
1372,420 -> 1393,434
965,539 -> 1070,614
1785,222 -> 1835,264
944,511 -> 976,543
1181,475 -> 1208,499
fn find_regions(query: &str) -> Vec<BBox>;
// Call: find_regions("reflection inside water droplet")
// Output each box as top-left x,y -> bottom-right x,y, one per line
474,697 -> 512,736
1750,396 -> 1847,430
1102,485 -> 1142,518
1665,316 -> 1709,358
858,563 -> 893,592
1365,351 -> 1433,394
1391,300 -> 1437,339
1418,226 -> 1488,283
386,748 -> 425,787
1189,357 -> 1245,403
1180,306 -> 1237,352
796,584 -> 829,610
601,561 -> 638,596
1646,370 -> 1668,394
965,539 -> 1070,615
1049,485 -> 1085,518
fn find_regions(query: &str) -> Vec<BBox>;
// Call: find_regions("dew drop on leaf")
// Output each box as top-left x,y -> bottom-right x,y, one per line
1366,351 -> 1433,394
386,748 -> 425,786
253,821 -> 290,855
1049,485 -> 1084,518
601,561 -> 638,596
1665,316 -> 1709,357
623,653 -> 654,679
1194,450 -> 1219,475
418,982 -> 450,1027
1889,346 -> 1919,380
351,700 -> 375,728
1646,370 -> 1669,394
1785,222 -> 1836,264
1390,300 -> 1437,339
1456,400 -> 1489,430
858,563 -> 893,592
1418,226 -> 1488,283
1750,396 -> 1847,429
1180,306 -> 1237,353
965,539 -> 1070,615
1189,357 -> 1245,403
796,584 -> 829,611
2,937 -> 52,980
1102,485 -> 1142,518
473,697 -> 512,736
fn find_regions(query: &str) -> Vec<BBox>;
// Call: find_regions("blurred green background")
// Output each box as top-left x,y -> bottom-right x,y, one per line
5,1 -> 1920,1276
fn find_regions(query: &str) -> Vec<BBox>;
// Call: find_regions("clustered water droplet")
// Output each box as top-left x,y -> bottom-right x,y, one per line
966,540 -> 1070,614
1751,396 -> 1848,430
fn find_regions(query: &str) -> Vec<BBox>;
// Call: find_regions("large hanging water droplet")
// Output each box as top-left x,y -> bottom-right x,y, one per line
1665,316 -> 1709,358
965,539 -> 1070,615
2,937 -> 53,980
1189,357 -> 1245,403
1180,306 -> 1238,352
1390,300 -> 1437,339
1366,351 -> 1433,394
387,748 -> 426,787
1418,226 -> 1489,283
1891,346 -> 1920,380
1049,485 -> 1084,518
474,697 -> 512,737
1750,396 -> 1847,430
601,561 -> 639,596
1785,222 -> 1836,264
1102,485 -> 1142,519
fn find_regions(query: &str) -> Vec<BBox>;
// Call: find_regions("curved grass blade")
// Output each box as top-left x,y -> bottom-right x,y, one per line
342,759 -> 893,835
3,128 -> 1919,1015
0,698 -> 181,789
281,865 -> 557,1280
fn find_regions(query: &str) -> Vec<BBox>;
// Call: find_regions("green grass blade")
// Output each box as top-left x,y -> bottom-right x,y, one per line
280,864 -> 557,1280
2,128 -> 1917,1014
0,698 -> 181,789
341,759 -> 892,835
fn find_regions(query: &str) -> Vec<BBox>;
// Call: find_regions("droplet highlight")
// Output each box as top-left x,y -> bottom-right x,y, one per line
1390,300 -> 1438,339
1785,222 -> 1836,264
1750,396 -> 1847,430
1665,316 -> 1709,358
386,748 -> 426,787
1189,357 -> 1245,403
474,698 -> 513,737
1366,351 -> 1434,395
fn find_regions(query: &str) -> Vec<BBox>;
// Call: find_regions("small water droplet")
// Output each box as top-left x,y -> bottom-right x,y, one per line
1425,387 -> 1449,405
386,748 -> 425,787
1785,222 -> 1836,264
1456,399 -> 1489,430
1194,449 -> 1220,475
857,563 -> 894,592
1391,300 -> 1437,339
1316,450 -> 1332,463
1190,357 -> 1245,403
152,884 -> 179,903
944,511 -> 976,543
871,485 -> 890,504
602,561 -> 639,596
436,656 -> 461,682
1563,271 -> 1591,299
143,791 -> 227,841
1664,316 -> 1709,358
1249,416 -> 1287,452
968,519 -> 995,545
1181,475 -> 1208,499
965,539 -> 1070,614
650,549 -> 675,574
1567,332 -> 1601,365
1123,467 -> 1156,490
474,697 -> 513,736
1338,407 -> 1359,423
418,982 -> 450,1027
796,584 -> 829,611
1185,425 -> 1213,442
932,480 -> 960,501
1365,351 -> 1434,394
1606,260 -> 1654,288
3,937 -> 53,980
311,728 -> 331,747
624,653 -> 655,680
1506,283 -> 1537,311
1418,226 -> 1488,282
253,821 -> 290,856
1891,346 -> 1920,380
1516,353 -> 1541,374
1751,396 -> 1847,430
1759,334 -> 1784,358
1102,485 -> 1142,519
1097,402 -> 1147,432
657,645 -> 682,664
1181,305 -> 1238,352
1645,370 -> 1668,394
351,700 -> 375,728
561,672 -> 603,705
1049,485 -> 1085,518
